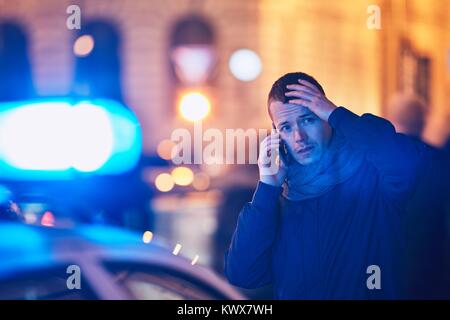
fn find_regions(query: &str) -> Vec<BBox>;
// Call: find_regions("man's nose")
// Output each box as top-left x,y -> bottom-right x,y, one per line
294,127 -> 307,143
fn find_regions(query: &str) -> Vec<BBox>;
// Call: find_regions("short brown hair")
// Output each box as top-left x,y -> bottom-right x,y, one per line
267,72 -> 325,118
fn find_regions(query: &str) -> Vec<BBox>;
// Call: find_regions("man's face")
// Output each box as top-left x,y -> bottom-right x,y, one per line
270,100 -> 332,165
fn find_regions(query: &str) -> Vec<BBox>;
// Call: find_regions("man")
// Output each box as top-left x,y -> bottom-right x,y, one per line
224,72 -> 430,299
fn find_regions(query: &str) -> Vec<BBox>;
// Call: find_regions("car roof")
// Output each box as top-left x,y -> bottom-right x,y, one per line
0,222 -> 245,299
0,222 -> 177,275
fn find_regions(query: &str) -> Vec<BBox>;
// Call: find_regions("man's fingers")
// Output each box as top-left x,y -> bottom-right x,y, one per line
269,133 -> 280,144
297,79 -> 321,94
271,133 -> 280,141
288,98 -> 311,108
286,84 -> 317,96
261,138 -> 280,160
285,86 -> 315,94
285,90 -> 314,101
266,140 -> 280,152
261,134 -> 274,146
261,134 -> 279,148
260,136 -> 279,156
268,143 -> 280,151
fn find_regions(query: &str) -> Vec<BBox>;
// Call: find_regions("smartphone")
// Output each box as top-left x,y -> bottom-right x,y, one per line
272,123 -> 289,165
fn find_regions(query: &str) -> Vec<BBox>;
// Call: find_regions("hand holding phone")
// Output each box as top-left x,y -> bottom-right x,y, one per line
257,126 -> 288,187
272,123 -> 289,166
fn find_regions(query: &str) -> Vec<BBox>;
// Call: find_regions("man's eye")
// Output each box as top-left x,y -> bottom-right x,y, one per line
301,118 -> 315,125
280,125 -> 291,132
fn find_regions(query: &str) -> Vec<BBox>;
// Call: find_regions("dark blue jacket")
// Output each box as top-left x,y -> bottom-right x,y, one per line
224,107 -> 430,299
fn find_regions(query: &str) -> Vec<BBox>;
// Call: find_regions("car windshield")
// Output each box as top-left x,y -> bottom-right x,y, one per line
104,262 -> 226,300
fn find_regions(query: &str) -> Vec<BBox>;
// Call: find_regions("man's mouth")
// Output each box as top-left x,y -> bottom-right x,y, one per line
296,145 -> 314,154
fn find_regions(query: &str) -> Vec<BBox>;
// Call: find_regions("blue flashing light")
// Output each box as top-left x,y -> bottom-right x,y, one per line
0,224 -> 52,279
0,185 -> 12,204
0,98 -> 142,180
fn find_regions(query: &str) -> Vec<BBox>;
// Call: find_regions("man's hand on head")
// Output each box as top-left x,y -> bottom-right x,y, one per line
285,79 -> 337,122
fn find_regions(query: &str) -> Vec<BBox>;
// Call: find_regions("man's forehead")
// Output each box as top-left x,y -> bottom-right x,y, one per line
270,101 -> 311,122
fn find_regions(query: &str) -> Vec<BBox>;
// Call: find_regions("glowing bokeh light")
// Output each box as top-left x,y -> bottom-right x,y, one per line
172,243 -> 182,256
229,49 -> 262,81
41,211 -> 55,227
192,172 -> 210,191
179,92 -> 210,122
157,139 -> 176,161
142,231 -> 153,244
171,45 -> 216,84
24,212 -> 37,225
191,255 -> 199,266
171,167 -> 194,186
73,35 -> 95,57
154,173 -> 175,192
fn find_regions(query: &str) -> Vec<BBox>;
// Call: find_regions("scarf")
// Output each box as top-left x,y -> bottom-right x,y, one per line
282,131 -> 365,201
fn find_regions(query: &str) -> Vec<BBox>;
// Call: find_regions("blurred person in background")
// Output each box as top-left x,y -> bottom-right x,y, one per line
225,72 -> 437,299
387,94 -> 427,139
387,94 -> 450,298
